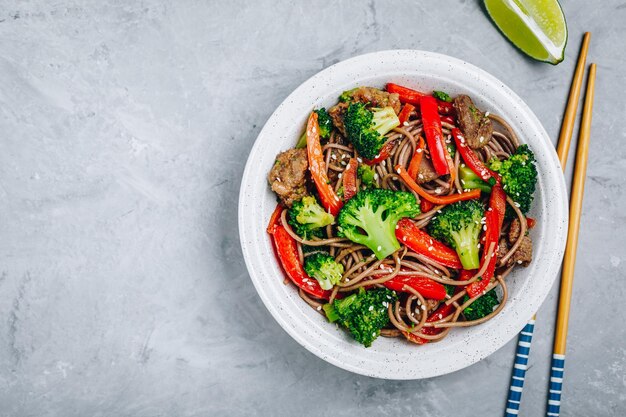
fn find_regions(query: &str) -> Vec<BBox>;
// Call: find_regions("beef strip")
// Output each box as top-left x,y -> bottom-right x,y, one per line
510,235 -> 532,267
497,233 -> 533,268
453,95 -> 493,149
417,157 -> 440,184
328,102 -> 348,136
268,148 -> 309,207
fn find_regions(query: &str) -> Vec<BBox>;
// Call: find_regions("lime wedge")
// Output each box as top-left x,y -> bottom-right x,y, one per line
484,0 -> 568,64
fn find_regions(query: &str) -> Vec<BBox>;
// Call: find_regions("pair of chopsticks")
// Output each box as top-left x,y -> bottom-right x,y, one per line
504,32 -> 596,417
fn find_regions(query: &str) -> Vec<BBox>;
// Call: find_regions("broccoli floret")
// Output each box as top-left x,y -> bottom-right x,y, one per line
344,103 -> 400,160
337,189 -> 420,260
433,90 -> 452,102
428,200 -> 485,270
295,108 -> 333,148
462,289 -> 499,321
323,288 -> 397,347
304,252 -> 344,290
459,165 -> 492,193
288,196 -> 334,239
338,88 -> 359,102
488,144 -> 538,216
357,164 -> 377,188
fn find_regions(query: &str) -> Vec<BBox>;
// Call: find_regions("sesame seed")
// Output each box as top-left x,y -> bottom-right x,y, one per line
428,246 -> 434,251
338,173 -> 343,178
485,111 -> 490,117
403,121 -> 409,126
357,158 -> 363,163
418,174 -> 424,179
377,245 -> 382,251
369,305 -> 374,311
517,260 -> 523,264
381,160 -> 386,166
331,154 -> 337,160
373,173 -> 379,180
316,306 -> 322,311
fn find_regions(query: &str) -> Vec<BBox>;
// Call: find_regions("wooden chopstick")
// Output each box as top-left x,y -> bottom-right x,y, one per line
556,32 -> 592,167
547,63 -> 596,417
504,32 -> 591,417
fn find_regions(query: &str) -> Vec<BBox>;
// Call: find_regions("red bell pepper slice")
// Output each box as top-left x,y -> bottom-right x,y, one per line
466,184 -> 506,298
420,199 -> 434,212
386,83 -> 453,115
342,158 -> 358,201
363,139 -> 396,165
267,203 -> 284,234
403,269 -> 475,344
441,115 -> 455,125
396,165 -> 481,205
306,112 -> 343,216
452,128 -> 500,186
407,137 -> 426,180
437,100 -> 454,115
420,96 -> 450,176
386,83 -> 426,105
383,275 -> 446,300
398,103 -> 416,125
395,218 -> 463,269
272,223 -> 332,300
527,217 -> 537,229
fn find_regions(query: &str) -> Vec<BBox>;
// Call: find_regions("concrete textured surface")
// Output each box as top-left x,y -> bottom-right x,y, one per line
1,1 -> 625,416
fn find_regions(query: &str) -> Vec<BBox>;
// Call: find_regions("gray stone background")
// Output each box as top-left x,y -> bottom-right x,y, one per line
1,1 -> 624,416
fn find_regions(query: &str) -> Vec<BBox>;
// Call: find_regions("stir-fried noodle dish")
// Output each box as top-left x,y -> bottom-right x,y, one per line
266,84 -> 538,347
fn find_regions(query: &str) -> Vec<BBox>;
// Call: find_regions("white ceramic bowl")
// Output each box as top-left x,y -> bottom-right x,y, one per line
238,50 -> 567,379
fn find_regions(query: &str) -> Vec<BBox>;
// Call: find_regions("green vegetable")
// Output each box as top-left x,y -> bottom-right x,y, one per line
357,164 -> 377,188
323,288 -> 397,347
337,189 -> 420,260
338,88 -> 359,102
343,102 -> 400,160
462,289 -> 499,320
459,165 -> 492,193
288,196 -> 335,239
446,140 -> 456,158
428,200 -> 485,270
304,252 -> 344,290
444,284 -> 456,296
433,90 -> 452,102
296,108 -> 333,148
488,144 -> 538,216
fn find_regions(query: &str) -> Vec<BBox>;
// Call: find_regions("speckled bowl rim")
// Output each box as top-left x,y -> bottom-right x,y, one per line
238,50 -> 568,380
